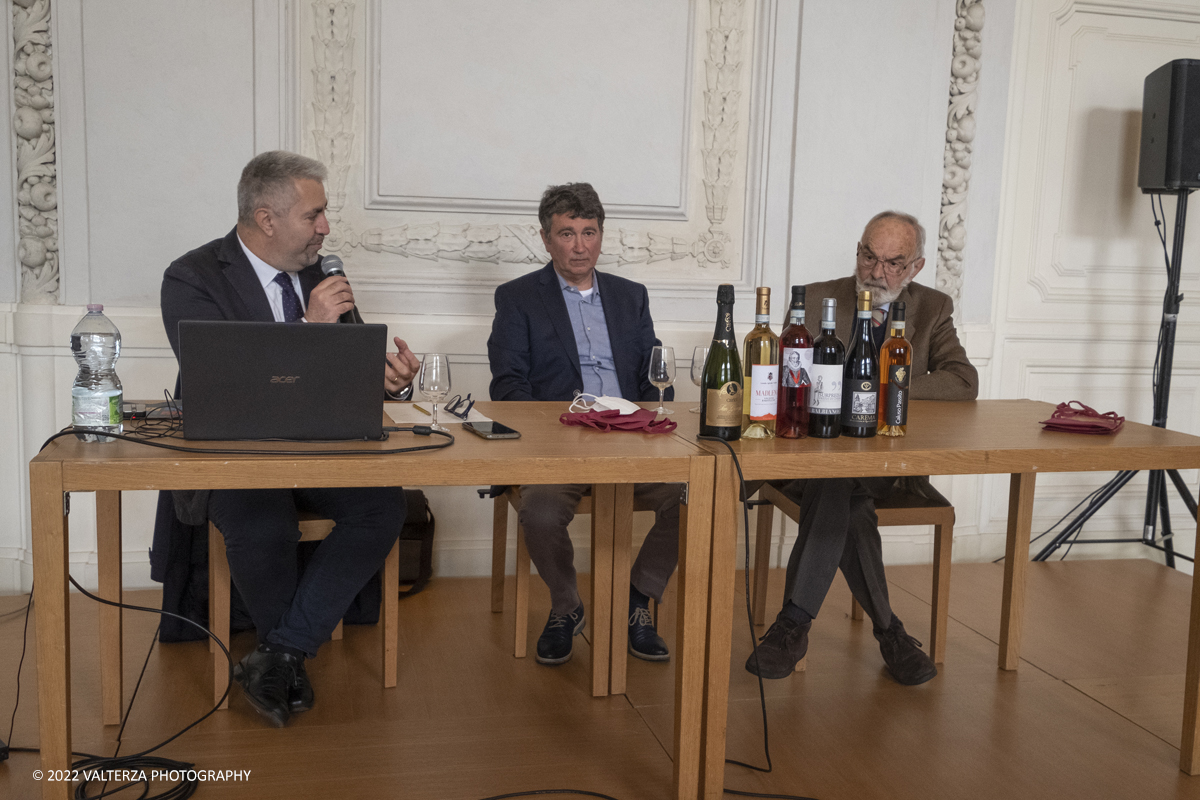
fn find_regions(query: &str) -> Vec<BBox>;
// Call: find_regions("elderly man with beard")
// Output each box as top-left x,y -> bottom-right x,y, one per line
745,210 -> 977,686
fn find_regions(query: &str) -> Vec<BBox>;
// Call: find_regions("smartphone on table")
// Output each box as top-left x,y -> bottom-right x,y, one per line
463,420 -> 521,439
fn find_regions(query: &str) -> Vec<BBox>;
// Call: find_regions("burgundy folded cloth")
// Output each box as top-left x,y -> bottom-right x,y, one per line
560,408 -> 678,434
1039,401 -> 1124,434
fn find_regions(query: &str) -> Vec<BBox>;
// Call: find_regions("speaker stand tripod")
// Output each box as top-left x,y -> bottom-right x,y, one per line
1034,189 -> 1196,565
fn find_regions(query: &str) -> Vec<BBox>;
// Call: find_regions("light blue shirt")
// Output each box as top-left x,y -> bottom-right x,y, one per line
557,272 -> 622,398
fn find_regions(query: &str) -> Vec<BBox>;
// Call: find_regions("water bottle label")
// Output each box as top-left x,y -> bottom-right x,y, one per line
749,365 -> 777,421
808,364 -> 842,412
73,390 -> 122,427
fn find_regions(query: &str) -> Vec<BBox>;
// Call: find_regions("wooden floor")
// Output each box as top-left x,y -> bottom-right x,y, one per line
2,558 -> 1200,799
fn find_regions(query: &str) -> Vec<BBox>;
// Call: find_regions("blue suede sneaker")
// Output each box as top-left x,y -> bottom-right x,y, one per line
536,604 -> 585,665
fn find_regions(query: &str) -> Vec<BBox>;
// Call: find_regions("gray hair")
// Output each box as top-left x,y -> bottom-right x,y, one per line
862,210 -> 926,261
538,182 -> 605,233
237,151 -> 327,225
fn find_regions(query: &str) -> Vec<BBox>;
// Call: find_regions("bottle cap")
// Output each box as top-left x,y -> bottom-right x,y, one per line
857,290 -> 871,312
755,287 -> 770,315
891,301 -> 906,322
716,284 -> 735,304
87,304 -> 104,312
790,285 -> 805,306
822,297 -> 836,325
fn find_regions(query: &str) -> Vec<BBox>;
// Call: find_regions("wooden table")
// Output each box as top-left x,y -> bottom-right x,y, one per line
28,401 -> 715,800
676,399 -> 1200,797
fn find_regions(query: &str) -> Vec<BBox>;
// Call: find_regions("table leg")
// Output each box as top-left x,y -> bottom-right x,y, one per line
590,483 -> 615,698
999,472 -> 1036,671
1181,509 -> 1200,774
674,456 -> 714,800
30,461 -> 73,800
699,456 -> 737,799
96,490 -> 123,725
609,483 -> 635,695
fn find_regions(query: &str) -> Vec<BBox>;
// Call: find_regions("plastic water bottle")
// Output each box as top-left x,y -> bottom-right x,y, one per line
70,304 -> 123,442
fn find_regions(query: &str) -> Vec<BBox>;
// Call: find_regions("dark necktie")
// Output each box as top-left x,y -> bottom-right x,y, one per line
272,272 -> 303,322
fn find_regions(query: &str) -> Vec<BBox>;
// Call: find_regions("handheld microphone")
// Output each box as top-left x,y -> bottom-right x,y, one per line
319,255 -> 363,324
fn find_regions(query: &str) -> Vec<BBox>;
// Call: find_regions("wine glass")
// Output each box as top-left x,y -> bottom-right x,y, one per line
649,346 -> 676,416
419,353 -> 452,432
690,345 -> 709,413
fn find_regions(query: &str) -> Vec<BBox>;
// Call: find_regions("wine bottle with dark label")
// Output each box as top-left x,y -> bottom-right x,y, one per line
878,301 -> 912,437
700,284 -> 743,440
841,290 -> 879,438
741,287 -> 779,439
807,297 -> 843,438
776,285 -> 812,439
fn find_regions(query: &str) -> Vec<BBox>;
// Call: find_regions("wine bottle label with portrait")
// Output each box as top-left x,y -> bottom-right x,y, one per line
808,363 -> 842,412
885,364 -> 909,425
706,381 -> 743,426
749,364 -> 778,421
845,378 -> 879,425
781,347 -> 813,389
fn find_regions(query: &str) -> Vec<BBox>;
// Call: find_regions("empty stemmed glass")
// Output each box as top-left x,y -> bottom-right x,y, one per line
690,345 -> 709,413
419,353 -> 452,432
649,346 -> 676,416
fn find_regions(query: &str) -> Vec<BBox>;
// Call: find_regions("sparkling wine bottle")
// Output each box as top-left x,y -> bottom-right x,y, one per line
776,286 -> 812,439
741,287 -> 779,439
700,284 -> 743,440
808,298 -> 844,439
878,301 -> 912,437
841,290 -> 879,438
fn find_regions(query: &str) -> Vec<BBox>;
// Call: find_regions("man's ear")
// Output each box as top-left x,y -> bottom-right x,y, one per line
909,257 -> 926,280
539,228 -> 551,252
253,207 -> 274,237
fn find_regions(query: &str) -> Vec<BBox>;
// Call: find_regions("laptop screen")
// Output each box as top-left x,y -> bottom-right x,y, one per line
178,320 -> 387,441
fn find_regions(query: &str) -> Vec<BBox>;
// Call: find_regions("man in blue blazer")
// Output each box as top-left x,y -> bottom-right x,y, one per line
158,151 -> 418,727
488,183 -> 680,666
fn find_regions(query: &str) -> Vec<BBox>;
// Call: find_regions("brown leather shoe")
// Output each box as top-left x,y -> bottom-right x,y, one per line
744,616 -> 811,679
875,617 -> 937,686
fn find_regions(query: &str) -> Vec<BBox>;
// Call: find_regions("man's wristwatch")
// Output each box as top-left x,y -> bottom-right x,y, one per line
387,383 -> 414,402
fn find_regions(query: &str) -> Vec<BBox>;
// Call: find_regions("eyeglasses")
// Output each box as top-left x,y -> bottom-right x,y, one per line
444,393 -> 474,420
857,244 -> 919,277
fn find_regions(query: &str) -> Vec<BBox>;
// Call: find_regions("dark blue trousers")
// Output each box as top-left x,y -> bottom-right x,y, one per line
207,486 -> 404,657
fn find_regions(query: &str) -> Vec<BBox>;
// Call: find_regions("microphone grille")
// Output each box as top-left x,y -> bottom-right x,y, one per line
320,255 -> 345,276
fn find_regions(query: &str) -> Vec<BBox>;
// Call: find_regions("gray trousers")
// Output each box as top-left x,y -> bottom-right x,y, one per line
518,483 -> 682,615
778,477 -> 899,632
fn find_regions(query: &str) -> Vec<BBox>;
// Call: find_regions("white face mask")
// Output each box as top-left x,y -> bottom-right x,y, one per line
569,393 -> 642,415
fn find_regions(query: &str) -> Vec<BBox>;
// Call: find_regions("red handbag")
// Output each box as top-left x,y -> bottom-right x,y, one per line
560,408 -> 678,434
1039,401 -> 1124,435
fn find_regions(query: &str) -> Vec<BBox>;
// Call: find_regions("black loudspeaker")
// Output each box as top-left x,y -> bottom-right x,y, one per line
1139,59 -> 1200,192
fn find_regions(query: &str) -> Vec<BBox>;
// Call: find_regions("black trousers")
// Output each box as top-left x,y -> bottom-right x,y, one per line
207,486 -> 405,658
778,477 -> 898,631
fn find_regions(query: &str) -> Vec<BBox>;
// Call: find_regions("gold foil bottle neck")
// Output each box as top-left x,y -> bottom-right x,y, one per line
857,290 -> 871,312
755,287 -> 771,316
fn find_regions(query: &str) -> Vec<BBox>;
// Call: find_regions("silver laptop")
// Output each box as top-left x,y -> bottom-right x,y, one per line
177,320 -> 386,441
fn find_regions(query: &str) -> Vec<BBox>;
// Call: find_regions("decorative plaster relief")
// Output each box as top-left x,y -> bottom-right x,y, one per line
12,0 -> 59,304
307,0 -> 748,272
936,0 -> 984,316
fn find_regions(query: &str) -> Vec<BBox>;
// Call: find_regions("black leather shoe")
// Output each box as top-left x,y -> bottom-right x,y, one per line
232,645 -> 300,727
628,606 -> 670,661
744,616 -> 810,679
536,604 -> 585,665
875,617 -> 937,686
289,658 -> 314,713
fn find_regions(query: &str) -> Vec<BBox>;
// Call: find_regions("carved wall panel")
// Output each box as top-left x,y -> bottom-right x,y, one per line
298,0 -> 755,291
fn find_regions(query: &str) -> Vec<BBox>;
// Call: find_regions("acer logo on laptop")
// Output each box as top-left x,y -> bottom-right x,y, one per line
271,375 -> 300,383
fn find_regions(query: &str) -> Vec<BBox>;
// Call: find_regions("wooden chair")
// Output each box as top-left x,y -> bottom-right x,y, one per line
751,481 -> 954,664
489,486 -> 658,694
208,512 -> 401,708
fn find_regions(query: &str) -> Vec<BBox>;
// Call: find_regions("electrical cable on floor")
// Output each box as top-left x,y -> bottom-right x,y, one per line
698,435 -> 820,800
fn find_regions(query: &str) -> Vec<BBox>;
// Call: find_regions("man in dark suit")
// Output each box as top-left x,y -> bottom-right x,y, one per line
160,150 -> 419,727
487,183 -> 680,666
747,210 -> 978,686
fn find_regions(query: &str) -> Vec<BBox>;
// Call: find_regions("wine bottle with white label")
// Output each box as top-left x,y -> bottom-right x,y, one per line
776,285 -> 812,439
741,287 -> 779,439
700,284 -> 743,440
841,290 -> 879,438
808,298 -> 844,438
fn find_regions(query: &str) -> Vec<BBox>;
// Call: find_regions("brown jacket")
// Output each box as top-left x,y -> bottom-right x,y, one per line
805,277 -> 978,401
